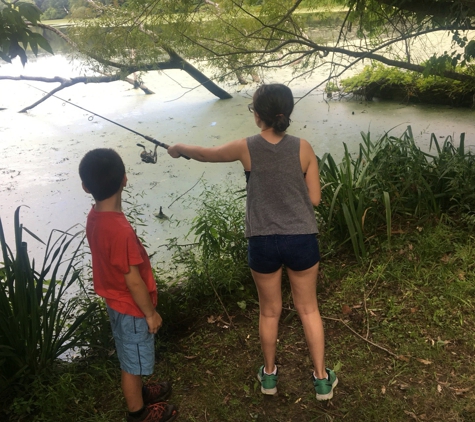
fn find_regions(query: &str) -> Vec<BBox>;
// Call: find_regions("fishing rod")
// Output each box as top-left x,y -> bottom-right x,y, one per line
27,84 -> 190,162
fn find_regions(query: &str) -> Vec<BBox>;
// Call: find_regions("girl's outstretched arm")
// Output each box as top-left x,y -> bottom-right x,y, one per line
168,138 -> 248,164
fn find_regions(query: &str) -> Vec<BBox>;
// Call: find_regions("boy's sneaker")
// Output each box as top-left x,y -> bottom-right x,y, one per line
126,402 -> 178,422
257,365 -> 278,395
143,381 -> 172,405
313,368 -> 338,401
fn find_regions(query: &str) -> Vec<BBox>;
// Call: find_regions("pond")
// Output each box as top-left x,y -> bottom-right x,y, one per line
1,35 -> 475,269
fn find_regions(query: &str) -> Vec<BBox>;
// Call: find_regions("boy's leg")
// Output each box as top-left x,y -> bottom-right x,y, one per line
107,307 -> 178,418
122,370 -> 144,412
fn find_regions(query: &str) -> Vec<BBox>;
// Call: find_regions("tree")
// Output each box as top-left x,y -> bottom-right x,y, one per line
1,0 -> 475,109
0,0 -> 53,65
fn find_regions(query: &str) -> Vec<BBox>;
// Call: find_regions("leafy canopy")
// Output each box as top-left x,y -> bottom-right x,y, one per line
0,0 -> 53,65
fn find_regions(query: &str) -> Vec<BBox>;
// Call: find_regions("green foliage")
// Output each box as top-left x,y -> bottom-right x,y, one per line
68,0 -> 343,83
341,62 -> 475,106
0,1 -> 53,65
318,132 -> 387,260
346,0 -> 475,47
1,358 -> 121,421
318,126 -> 475,259
38,0 -> 70,19
156,184 -> 253,325
0,207 -> 97,392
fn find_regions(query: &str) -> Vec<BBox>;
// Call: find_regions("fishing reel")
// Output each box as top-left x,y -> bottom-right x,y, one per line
137,143 -> 158,164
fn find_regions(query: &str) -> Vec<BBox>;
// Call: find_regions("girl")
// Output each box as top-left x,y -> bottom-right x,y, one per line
167,84 -> 337,400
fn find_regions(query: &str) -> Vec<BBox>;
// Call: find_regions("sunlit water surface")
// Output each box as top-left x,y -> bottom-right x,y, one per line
1,47 -> 475,270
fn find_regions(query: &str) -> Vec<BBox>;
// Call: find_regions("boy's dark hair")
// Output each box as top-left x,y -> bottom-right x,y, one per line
79,148 -> 125,201
253,84 -> 294,133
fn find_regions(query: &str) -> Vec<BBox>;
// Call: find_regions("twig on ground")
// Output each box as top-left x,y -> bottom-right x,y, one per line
363,260 -> 373,339
323,316 -> 400,359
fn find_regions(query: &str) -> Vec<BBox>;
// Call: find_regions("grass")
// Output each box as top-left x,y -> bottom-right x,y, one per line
3,219 -> 475,421
155,221 -> 475,421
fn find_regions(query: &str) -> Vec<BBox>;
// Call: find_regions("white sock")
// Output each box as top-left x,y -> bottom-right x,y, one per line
264,365 -> 277,375
314,370 -> 328,380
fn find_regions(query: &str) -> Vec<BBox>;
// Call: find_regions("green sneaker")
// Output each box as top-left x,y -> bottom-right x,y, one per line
257,365 -> 278,395
313,368 -> 338,401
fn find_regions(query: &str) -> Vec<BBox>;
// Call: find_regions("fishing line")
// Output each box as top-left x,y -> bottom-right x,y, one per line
27,84 -> 190,161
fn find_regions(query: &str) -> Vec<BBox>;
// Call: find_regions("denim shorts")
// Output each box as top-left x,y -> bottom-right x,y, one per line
248,234 -> 320,274
107,306 -> 155,376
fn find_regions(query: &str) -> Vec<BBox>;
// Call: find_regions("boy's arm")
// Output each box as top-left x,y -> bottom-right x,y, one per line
124,265 -> 162,334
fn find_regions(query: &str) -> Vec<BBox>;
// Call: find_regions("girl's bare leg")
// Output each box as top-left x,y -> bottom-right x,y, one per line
287,262 -> 326,378
251,267 -> 282,374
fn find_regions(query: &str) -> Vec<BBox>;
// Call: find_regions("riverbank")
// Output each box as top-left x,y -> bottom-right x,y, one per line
2,219 -> 474,421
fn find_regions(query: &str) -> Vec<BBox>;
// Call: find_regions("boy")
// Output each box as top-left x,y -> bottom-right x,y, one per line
79,148 -> 178,422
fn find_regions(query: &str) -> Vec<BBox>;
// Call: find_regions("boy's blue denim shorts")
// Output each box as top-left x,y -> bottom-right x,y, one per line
107,306 -> 155,376
247,234 -> 320,274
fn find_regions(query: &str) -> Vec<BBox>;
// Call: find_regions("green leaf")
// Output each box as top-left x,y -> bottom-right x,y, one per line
18,3 -> 42,25
35,34 -> 53,55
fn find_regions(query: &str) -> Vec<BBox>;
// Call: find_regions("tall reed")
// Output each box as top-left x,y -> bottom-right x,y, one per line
0,207 -> 97,392
317,126 -> 475,260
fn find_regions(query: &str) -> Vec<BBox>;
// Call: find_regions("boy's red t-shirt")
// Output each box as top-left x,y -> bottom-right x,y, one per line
86,207 -> 157,317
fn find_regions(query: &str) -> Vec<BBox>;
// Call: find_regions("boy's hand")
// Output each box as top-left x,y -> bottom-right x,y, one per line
167,145 -> 182,158
146,311 -> 163,334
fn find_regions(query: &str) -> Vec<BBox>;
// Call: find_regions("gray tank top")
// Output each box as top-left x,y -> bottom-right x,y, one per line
245,133 -> 318,237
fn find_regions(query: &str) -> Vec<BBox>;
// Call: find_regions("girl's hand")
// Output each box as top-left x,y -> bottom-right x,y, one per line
167,145 -> 182,158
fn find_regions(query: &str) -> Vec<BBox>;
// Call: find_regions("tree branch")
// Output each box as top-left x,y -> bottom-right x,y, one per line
0,75 -> 121,112
374,0 -> 475,19
35,22 -> 231,100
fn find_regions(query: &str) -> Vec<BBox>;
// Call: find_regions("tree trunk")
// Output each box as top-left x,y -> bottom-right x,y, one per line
162,48 -> 232,99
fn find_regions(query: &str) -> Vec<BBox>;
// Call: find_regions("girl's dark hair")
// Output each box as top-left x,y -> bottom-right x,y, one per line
79,148 -> 125,201
253,84 -> 294,133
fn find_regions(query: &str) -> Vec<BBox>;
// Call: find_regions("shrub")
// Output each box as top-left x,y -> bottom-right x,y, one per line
341,62 -> 475,106
156,183 -> 254,326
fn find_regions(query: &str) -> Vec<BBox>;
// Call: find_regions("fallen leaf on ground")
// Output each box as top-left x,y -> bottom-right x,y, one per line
437,337 -> 450,346
451,387 -> 470,396
440,254 -> 450,263
416,358 -> 432,365
342,304 -> 352,315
